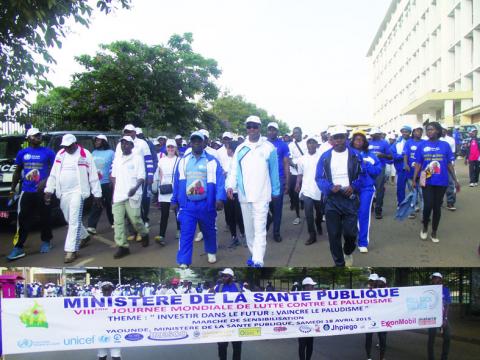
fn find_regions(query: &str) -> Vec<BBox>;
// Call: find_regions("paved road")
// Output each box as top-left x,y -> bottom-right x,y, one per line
6,330 -> 480,360
1,161 -> 479,267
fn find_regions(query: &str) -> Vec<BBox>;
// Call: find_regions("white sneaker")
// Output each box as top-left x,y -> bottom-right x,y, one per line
145,222 -> 149,229
292,217 -> 301,225
475,183 -> 479,187
431,235 -> 440,243
420,230 -> 428,240
179,264 -> 188,269
111,224 -> 114,229
469,183 -> 475,187
195,232 -> 203,242
207,253 -> 217,264
358,246 -> 368,253
344,254 -> 354,267
87,227 -> 96,235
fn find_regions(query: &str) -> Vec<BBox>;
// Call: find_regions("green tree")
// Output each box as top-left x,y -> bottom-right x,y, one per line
33,35 -> 221,132
209,94 -> 290,137
0,0 -> 131,117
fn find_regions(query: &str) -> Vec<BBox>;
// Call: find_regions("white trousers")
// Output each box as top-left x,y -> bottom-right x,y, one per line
60,191 -> 89,252
97,348 -> 121,357
240,201 -> 269,265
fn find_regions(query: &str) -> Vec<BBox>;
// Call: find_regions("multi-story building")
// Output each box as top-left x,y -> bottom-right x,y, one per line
367,0 -> 480,131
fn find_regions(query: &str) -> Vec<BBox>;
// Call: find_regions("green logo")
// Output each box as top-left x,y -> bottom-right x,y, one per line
20,302 -> 48,328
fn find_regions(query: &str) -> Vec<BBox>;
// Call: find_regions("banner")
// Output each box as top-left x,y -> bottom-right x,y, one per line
0,285 -> 443,355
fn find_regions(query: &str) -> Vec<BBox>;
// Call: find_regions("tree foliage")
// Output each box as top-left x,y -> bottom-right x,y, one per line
208,94 -> 290,137
0,0 -> 131,116
34,35 -> 221,132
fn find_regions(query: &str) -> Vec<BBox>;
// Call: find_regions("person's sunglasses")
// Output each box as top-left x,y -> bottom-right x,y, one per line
246,124 -> 260,130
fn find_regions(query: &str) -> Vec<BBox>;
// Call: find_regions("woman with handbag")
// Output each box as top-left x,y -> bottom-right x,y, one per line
152,139 -> 180,245
412,122 -> 460,243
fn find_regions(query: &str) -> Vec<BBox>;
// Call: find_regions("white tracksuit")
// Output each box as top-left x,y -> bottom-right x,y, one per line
45,146 -> 102,252
226,138 -> 280,265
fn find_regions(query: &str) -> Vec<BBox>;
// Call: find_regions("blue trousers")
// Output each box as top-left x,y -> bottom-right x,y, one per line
177,201 -> 217,265
396,169 -> 408,206
358,188 -> 375,248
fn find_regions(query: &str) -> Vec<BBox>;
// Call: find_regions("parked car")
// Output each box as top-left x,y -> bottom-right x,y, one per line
0,131 -> 121,224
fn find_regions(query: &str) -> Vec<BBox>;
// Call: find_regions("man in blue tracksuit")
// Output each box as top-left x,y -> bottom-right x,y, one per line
391,125 -> 411,206
368,128 -> 392,219
316,125 -> 363,267
350,130 -> 381,253
171,131 -> 226,268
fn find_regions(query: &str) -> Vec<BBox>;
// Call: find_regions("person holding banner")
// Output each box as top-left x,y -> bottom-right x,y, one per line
376,276 -> 388,360
428,272 -> 451,360
298,277 -> 316,360
365,273 -> 379,360
97,281 -> 122,360
214,268 -> 243,360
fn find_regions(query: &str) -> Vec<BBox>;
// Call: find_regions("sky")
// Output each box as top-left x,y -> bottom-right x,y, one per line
40,0 -> 391,135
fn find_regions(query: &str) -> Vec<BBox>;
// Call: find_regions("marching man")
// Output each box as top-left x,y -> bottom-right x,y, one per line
45,134 -> 102,263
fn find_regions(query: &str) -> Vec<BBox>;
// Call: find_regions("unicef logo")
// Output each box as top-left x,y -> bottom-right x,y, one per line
98,335 -> 110,344
24,154 -> 32,160
17,339 -> 33,349
323,324 -> 330,331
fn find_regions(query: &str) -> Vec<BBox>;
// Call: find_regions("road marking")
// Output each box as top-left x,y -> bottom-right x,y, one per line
94,234 -> 116,248
75,257 -> 93,266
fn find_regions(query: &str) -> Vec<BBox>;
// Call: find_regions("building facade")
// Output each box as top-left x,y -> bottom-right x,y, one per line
368,0 -> 480,131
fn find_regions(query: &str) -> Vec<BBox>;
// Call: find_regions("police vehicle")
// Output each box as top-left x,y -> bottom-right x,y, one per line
0,131 -> 120,224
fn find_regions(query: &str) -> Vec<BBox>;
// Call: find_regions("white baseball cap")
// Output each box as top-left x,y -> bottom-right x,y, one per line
26,128 -> 41,138
95,134 -> 107,142
330,125 -> 348,136
431,272 -> 443,279
368,274 -> 379,281
190,131 -> 205,141
387,133 -> 396,140
166,139 -> 176,147
153,139 -> 160,146
60,134 -> 77,147
221,268 -> 234,277
135,127 -> 143,134
157,135 -> 167,140
245,115 -> 262,125
120,136 -> 134,144
222,132 -> 233,139
199,129 -> 210,138
175,135 -> 182,140
302,277 -> 317,286
370,127 -> 382,135
123,124 -> 136,132
267,122 -> 279,130
378,277 -> 387,284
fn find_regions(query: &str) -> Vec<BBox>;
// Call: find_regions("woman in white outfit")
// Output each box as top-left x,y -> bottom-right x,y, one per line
152,139 -> 180,246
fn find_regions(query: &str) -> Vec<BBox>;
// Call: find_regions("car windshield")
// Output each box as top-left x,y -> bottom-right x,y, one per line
0,138 -> 24,160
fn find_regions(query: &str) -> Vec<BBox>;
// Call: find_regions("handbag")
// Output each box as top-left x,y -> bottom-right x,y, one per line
159,157 -> 178,195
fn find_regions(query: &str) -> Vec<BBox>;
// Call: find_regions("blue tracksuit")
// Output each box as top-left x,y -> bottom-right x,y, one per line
357,151 -> 382,248
391,138 -> 409,205
171,151 -> 226,265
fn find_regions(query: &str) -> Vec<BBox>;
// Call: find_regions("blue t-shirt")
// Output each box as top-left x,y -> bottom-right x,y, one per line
368,139 -> 391,167
442,286 -> 452,305
269,138 -> 290,181
15,147 -> 55,192
178,146 -> 188,157
214,282 -> 243,292
185,152 -> 208,201
415,140 -> 454,187
92,149 -> 115,184
403,139 -> 425,178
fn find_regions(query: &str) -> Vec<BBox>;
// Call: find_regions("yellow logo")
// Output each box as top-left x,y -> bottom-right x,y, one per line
238,327 -> 261,337
20,302 -> 48,328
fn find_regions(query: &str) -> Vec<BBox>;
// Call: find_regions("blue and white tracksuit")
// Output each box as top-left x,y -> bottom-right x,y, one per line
171,151 -> 226,265
357,151 -> 382,248
226,138 -> 280,266
391,138 -> 409,206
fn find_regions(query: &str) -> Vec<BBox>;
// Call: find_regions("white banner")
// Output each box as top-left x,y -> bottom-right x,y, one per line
0,285 -> 443,354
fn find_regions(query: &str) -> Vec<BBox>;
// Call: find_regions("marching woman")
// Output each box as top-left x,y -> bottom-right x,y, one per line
152,139 -> 180,246
350,130 -> 381,253
413,122 -> 460,243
